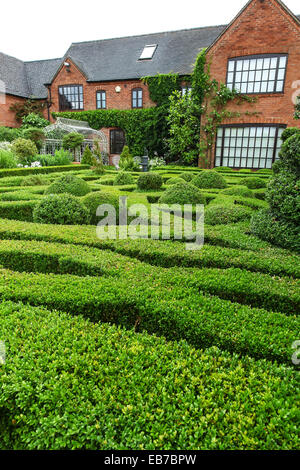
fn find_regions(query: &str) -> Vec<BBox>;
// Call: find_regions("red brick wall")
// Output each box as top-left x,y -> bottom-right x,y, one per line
49,59 -> 155,118
206,0 -> 300,167
0,94 -> 26,127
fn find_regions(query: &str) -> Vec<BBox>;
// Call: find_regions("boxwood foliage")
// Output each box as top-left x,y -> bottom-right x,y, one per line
240,177 -> 267,189
0,200 -> 37,222
45,174 -> 91,197
137,172 -> 163,190
0,268 -> 298,364
165,177 -> 186,185
82,191 -> 120,224
33,194 -> 90,225
205,205 -> 252,225
159,182 -> 206,205
192,170 -> 227,189
0,165 -> 90,178
113,171 -> 135,186
1,301 -> 299,450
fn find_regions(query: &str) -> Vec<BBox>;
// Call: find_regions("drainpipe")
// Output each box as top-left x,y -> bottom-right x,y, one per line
46,85 -> 52,121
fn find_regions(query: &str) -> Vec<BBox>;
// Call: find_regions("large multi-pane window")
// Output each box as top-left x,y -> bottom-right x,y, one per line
215,125 -> 285,169
58,85 -> 83,111
226,54 -> 288,94
96,90 -> 106,109
132,88 -> 143,108
181,85 -> 192,96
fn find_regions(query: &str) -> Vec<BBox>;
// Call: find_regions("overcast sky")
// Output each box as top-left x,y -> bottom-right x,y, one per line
1,0 -> 299,61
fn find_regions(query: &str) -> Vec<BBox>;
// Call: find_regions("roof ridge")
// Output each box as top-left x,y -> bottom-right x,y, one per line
69,23 -> 227,46
24,57 -> 62,64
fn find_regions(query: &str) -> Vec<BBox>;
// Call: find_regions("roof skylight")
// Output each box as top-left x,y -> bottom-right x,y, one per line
139,44 -> 157,60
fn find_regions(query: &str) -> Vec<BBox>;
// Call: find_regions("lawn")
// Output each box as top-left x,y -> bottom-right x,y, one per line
0,164 -> 299,450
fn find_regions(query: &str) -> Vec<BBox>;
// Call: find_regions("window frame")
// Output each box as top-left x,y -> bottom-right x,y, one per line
226,53 -> 288,95
131,87 -> 143,109
96,90 -> 106,109
139,44 -> 157,60
110,128 -> 126,154
58,84 -> 84,111
181,85 -> 192,96
214,123 -> 286,170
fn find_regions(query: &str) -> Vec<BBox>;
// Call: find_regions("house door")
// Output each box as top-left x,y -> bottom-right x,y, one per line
110,129 -> 125,154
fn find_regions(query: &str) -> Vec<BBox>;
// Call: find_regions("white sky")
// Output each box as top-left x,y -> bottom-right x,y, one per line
1,0 -> 299,61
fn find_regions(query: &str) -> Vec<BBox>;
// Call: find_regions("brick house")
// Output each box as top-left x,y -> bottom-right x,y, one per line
0,0 -> 299,168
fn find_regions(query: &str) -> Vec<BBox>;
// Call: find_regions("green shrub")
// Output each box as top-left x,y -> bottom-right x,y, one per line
38,149 -> 73,167
0,127 -> 21,142
178,172 -> 196,182
45,174 -> 91,197
81,146 -> 95,166
0,200 -> 36,221
21,127 -> 45,150
62,132 -> 84,161
222,186 -> 254,198
250,210 -> 300,253
159,182 -> 206,205
119,145 -> 136,171
279,133 -> 300,176
137,172 -> 163,190
0,301 -> 298,450
240,177 -> 267,189
21,175 -> 47,186
33,194 -> 89,225
0,165 -> 90,178
11,138 -> 38,165
205,205 -> 252,225
192,170 -> 227,189
0,191 -> 41,202
0,149 -> 18,169
82,191 -> 120,224
21,113 -> 49,128
165,177 -> 186,185
114,171 -> 135,186
281,127 -> 300,142
266,172 -> 299,225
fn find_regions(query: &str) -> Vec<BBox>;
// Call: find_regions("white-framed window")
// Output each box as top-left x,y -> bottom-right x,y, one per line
139,45 -> 157,60
226,54 -> 288,94
215,125 -> 285,169
96,90 -> 106,109
132,88 -> 143,108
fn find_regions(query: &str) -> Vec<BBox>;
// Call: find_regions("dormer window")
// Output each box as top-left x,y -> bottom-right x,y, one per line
139,45 -> 157,60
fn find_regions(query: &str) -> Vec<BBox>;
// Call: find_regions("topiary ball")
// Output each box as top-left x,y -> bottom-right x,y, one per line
33,194 -> 90,225
44,174 -> 91,197
165,177 -> 186,185
159,182 -> 206,205
178,172 -> 195,182
137,172 -> 163,190
205,205 -> 252,225
192,170 -> 227,189
222,186 -> 254,198
240,177 -> 267,189
82,191 -> 120,224
114,171 -> 135,186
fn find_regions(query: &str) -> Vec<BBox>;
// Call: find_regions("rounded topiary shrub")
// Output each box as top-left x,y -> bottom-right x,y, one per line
11,138 -> 38,165
45,174 -> 91,197
33,194 -> 90,225
82,191 -> 120,224
159,182 -> 206,205
165,177 -> 186,185
192,170 -> 227,189
178,172 -> 195,182
21,175 -> 47,186
240,177 -> 267,189
281,127 -> 300,143
137,172 -> 163,191
266,172 -> 299,225
222,186 -> 254,198
205,205 -> 252,225
114,171 -> 135,186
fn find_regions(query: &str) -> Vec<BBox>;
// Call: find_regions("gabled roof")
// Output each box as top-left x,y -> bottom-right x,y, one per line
60,24 -> 226,83
0,4 -> 299,100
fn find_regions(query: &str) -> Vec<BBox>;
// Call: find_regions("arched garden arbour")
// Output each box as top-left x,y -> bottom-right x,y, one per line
41,118 -> 109,162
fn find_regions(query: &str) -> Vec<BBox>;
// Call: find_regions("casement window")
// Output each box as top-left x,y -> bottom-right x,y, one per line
215,125 -> 285,169
96,90 -> 106,109
132,88 -> 143,108
226,54 -> 288,94
58,85 -> 83,111
181,85 -> 192,96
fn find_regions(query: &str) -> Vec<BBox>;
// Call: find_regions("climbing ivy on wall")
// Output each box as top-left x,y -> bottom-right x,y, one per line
295,96 -> 300,120
53,108 -> 166,157
54,72 -> 185,158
